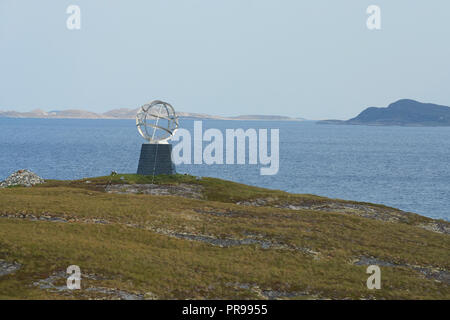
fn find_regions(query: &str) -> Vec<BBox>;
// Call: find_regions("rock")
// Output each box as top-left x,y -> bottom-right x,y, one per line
0,260 -> 21,276
105,183 -> 204,200
0,169 -> 45,188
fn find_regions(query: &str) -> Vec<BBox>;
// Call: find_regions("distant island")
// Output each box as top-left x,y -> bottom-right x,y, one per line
0,108 -> 305,122
318,99 -> 450,126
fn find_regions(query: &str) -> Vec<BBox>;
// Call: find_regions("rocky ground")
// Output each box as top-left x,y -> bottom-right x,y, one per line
0,260 -> 22,277
101,179 -> 448,235
105,183 -> 203,199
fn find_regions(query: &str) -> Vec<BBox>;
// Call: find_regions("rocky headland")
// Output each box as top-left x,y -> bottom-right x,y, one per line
318,99 -> 450,126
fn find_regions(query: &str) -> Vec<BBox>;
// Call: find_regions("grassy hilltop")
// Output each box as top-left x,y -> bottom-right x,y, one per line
0,174 -> 449,300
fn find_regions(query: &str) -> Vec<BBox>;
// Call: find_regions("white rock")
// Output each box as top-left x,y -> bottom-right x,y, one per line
0,169 -> 45,188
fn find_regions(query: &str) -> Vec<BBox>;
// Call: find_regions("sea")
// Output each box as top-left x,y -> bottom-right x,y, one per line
0,118 -> 449,221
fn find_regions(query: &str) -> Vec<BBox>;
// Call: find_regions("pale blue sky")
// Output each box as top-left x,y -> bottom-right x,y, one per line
1,0 -> 449,119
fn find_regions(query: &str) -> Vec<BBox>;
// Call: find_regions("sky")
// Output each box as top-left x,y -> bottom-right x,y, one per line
1,0 -> 449,120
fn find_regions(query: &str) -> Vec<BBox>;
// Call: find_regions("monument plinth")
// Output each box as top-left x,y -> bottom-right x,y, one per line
137,144 -> 176,175
135,100 -> 179,176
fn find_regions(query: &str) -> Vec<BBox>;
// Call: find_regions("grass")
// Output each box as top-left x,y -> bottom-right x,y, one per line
0,174 -> 449,299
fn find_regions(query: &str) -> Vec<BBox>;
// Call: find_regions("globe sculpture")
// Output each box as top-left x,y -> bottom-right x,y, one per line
136,100 -> 178,176
136,100 -> 179,144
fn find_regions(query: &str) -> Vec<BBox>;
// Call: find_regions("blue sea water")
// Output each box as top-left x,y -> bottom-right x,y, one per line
0,118 -> 449,221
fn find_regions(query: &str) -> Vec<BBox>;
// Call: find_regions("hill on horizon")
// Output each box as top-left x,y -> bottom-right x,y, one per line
0,108 -> 305,121
319,99 -> 450,126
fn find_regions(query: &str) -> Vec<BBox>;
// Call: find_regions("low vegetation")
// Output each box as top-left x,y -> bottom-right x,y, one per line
0,174 -> 449,299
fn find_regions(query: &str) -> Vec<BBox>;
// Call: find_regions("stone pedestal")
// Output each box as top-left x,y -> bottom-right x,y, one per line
136,144 -> 176,175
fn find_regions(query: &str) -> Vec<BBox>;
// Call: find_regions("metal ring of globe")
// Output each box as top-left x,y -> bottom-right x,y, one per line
136,100 -> 179,144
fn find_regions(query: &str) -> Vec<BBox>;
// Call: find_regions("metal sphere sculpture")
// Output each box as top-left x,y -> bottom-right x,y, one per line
136,100 -> 179,144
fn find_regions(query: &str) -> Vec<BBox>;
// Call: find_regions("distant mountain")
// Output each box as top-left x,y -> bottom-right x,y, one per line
318,99 -> 450,126
0,109 -> 108,119
0,107 -> 305,121
102,108 -> 138,119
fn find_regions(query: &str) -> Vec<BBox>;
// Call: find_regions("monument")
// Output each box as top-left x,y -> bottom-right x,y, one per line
136,100 -> 179,175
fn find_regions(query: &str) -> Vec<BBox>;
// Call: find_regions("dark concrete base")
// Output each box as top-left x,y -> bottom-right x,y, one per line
136,144 -> 176,175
